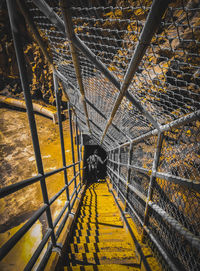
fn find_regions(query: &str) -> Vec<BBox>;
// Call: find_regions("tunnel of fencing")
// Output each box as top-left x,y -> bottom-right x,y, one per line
1,0 -> 200,270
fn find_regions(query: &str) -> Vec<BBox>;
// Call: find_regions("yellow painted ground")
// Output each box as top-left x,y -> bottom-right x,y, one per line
57,180 -> 162,270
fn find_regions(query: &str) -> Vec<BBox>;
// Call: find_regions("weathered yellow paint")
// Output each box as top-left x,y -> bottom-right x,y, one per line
58,180 -> 162,270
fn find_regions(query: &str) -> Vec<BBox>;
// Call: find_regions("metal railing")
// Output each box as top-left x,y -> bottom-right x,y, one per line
3,0 -> 200,270
0,1 -> 84,270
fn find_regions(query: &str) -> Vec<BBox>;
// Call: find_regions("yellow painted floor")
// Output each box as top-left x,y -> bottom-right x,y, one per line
60,180 -> 161,270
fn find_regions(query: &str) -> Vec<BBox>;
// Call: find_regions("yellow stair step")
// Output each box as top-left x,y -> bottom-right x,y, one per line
64,264 -> 141,270
75,222 -> 124,230
69,241 -> 135,254
78,212 -> 121,218
71,234 -> 131,244
77,216 -> 123,224
73,227 -> 129,237
66,251 -> 139,266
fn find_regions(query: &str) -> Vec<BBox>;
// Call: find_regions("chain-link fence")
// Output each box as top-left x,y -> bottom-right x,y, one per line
13,0 -> 200,270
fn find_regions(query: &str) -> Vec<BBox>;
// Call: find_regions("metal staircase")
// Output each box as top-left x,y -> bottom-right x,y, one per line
57,180 -> 160,270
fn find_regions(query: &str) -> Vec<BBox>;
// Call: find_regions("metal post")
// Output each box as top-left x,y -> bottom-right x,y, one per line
7,0 -> 56,245
117,147 -> 121,197
124,143 -> 133,212
68,104 -> 77,196
141,132 -> 164,242
60,0 -> 91,134
53,72 -> 70,209
110,151 -> 114,187
75,117 -> 81,185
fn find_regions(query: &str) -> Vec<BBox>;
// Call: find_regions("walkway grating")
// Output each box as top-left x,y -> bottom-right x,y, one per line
58,180 -> 160,270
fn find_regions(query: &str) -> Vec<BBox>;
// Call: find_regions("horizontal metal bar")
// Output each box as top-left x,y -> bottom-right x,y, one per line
0,204 -> 48,261
53,201 -> 69,228
36,242 -> 53,271
0,163 -> 80,199
149,201 -> 200,252
160,110 -> 200,133
154,172 -> 200,192
108,160 -> 200,193
24,228 -> 52,271
109,159 -> 150,175
109,110 -> 200,151
0,173 -> 43,199
49,184 -> 68,205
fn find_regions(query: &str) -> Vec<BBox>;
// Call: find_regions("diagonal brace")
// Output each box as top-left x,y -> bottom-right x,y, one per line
101,0 -> 170,143
60,0 -> 91,133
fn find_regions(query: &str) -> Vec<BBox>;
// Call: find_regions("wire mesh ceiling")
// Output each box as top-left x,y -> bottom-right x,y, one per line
27,0 -> 200,150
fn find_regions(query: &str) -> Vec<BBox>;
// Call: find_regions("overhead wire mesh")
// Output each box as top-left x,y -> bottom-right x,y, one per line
26,0 -> 200,270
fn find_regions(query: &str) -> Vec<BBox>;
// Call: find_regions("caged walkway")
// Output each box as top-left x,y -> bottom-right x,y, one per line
1,0 -> 200,270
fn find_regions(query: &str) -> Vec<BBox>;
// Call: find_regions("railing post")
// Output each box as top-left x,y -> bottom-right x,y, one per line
75,116 -> 81,186
109,150 -> 114,187
53,72 -> 70,211
68,103 -> 77,196
117,147 -> 121,197
124,143 -> 133,212
6,0 -> 56,245
142,132 -> 164,242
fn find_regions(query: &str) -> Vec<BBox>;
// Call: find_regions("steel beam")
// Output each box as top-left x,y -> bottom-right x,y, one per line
101,0 -> 170,143
60,0 -> 91,133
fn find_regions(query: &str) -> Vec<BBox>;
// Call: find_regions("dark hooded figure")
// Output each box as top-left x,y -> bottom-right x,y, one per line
87,149 -> 107,181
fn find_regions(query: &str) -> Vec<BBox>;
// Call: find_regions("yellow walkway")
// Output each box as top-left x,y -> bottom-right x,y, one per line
60,180 -> 160,270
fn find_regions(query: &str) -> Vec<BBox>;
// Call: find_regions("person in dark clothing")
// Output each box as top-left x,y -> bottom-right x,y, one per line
87,149 -> 107,181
